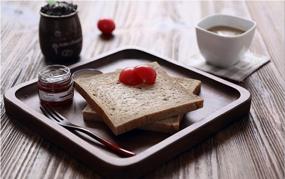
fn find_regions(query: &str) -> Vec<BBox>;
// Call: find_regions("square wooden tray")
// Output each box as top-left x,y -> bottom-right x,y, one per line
4,47 -> 251,178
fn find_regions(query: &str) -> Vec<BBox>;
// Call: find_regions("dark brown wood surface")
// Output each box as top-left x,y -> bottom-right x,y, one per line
1,1 -> 284,179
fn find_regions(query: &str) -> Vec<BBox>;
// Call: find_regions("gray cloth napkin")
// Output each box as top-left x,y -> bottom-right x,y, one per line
181,51 -> 270,82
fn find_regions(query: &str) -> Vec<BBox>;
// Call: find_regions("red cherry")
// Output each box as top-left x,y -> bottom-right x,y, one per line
97,19 -> 115,35
134,65 -> 157,84
119,68 -> 142,86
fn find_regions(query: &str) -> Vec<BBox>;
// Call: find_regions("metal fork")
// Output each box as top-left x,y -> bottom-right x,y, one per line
40,104 -> 135,157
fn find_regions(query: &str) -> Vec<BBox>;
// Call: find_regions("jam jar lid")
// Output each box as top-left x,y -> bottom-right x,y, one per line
38,65 -> 71,84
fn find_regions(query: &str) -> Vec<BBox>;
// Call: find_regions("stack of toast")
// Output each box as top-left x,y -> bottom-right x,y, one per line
74,62 -> 203,135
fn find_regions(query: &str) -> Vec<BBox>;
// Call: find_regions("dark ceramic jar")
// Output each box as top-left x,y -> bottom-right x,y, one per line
39,11 -> 82,61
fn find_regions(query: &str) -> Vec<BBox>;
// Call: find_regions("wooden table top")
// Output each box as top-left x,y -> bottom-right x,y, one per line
1,1 -> 284,179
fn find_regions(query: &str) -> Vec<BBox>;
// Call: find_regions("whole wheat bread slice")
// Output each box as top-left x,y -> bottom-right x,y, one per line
74,62 -> 203,135
83,77 -> 201,133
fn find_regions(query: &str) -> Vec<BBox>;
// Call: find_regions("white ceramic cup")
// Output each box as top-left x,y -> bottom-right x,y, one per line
196,14 -> 256,68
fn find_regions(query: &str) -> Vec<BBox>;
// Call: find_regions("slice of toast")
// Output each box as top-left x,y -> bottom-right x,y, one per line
83,77 -> 201,133
173,77 -> 201,95
74,62 -> 203,135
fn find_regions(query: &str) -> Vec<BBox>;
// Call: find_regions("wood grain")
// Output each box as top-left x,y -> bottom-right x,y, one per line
1,1 -> 284,179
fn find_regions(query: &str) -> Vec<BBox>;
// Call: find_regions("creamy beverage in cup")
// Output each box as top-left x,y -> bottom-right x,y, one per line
196,14 -> 256,68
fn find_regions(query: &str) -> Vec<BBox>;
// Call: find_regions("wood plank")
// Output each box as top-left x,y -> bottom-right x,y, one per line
246,1 -> 285,80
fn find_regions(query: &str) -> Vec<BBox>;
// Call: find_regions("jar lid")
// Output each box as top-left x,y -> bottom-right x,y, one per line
39,65 -> 71,84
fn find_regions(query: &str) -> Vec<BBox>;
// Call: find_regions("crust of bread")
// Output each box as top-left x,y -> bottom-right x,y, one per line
173,77 -> 201,95
139,115 -> 182,132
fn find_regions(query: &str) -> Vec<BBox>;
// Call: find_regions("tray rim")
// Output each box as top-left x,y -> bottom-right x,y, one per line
4,46 -> 251,167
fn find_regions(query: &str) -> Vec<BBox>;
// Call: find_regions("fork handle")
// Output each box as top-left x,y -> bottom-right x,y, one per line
65,125 -> 135,157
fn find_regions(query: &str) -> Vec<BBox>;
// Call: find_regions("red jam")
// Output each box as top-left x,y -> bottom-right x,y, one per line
38,65 -> 74,106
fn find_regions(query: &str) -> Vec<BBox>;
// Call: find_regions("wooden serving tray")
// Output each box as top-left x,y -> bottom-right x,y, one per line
4,47 -> 251,178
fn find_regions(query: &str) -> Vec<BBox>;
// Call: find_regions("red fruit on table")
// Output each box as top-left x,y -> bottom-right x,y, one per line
119,68 -> 142,86
97,19 -> 115,35
134,65 -> 157,84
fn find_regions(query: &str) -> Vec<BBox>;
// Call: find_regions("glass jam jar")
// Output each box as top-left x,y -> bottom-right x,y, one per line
38,65 -> 74,106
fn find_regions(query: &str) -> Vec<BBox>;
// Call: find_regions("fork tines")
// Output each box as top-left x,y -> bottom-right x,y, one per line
40,104 -> 63,122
